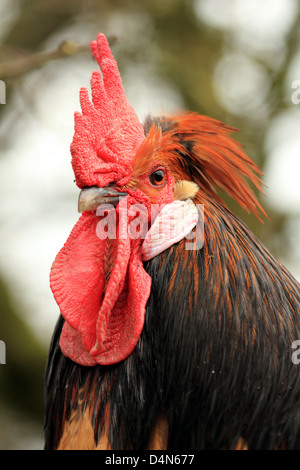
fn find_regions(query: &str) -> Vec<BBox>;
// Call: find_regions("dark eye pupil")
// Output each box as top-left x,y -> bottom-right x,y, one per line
149,168 -> 166,186
154,170 -> 164,182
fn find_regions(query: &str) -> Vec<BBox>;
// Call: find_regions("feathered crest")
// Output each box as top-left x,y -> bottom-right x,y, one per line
71,33 -> 145,189
143,113 -> 267,221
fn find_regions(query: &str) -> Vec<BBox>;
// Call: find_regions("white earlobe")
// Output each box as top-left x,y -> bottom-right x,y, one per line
141,199 -> 199,261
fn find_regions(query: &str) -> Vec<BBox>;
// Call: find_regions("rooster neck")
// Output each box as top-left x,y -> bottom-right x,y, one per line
45,204 -> 300,450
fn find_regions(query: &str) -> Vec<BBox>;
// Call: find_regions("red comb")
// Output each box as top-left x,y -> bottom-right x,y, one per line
71,33 -> 145,189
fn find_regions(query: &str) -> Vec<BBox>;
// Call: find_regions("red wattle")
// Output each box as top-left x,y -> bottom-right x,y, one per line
50,210 -> 151,366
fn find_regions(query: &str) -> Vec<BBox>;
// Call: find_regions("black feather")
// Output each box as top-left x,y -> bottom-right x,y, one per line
44,202 -> 300,450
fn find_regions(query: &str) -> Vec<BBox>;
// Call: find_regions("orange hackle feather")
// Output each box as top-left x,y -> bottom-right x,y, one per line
140,113 -> 267,221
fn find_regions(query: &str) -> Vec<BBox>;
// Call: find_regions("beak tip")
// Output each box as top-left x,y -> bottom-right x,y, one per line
78,202 -> 85,213
77,186 -> 127,212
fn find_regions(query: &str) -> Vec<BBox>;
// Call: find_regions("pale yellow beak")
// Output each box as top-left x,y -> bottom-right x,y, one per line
78,186 -> 127,213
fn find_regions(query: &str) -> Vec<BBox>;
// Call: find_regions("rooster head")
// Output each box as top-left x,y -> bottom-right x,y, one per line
50,34 -> 200,366
50,33 -> 265,367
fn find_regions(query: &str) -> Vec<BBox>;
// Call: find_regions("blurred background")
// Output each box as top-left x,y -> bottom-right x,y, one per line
0,0 -> 300,449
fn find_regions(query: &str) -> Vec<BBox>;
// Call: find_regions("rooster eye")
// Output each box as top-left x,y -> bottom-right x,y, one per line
149,169 -> 166,187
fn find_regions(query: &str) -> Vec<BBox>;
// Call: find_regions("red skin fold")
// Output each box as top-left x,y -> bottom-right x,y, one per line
70,33 -> 145,190
50,33 -> 152,365
50,210 -> 152,365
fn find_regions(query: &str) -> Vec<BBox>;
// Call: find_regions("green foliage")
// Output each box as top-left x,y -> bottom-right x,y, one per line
0,276 -> 46,419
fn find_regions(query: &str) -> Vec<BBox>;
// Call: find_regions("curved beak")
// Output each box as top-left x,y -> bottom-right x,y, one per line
78,186 -> 127,213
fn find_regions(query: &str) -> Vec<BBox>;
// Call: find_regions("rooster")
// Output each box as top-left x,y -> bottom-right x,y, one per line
44,33 -> 300,450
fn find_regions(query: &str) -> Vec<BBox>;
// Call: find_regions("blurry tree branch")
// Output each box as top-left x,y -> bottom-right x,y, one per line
0,35 -> 117,80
